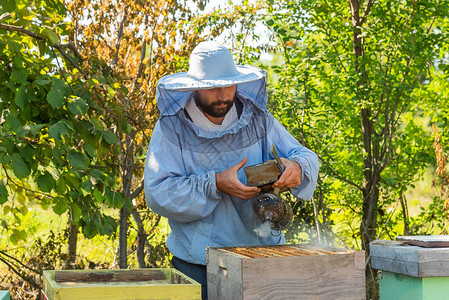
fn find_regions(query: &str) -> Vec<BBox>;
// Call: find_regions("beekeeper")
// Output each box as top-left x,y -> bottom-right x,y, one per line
144,41 -> 319,299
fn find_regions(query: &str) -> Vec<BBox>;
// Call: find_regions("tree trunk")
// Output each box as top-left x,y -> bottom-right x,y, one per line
132,207 -> 147,268
64,218 -> 78,269
118,130 -> 135,269
349,0 -> 379,251
349,0 -> 378,298
400,193 -> 410,235
119,206 -> 129,269
360,108 -> 380,252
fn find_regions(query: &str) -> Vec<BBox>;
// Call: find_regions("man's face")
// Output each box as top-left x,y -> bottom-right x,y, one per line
193,85 -> 237,118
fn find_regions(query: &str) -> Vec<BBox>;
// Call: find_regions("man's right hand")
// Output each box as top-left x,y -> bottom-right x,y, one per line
216,157 -> 261,200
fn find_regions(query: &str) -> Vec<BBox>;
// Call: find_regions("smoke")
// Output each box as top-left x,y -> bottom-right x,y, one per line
285,220 -> 339,248
254,220 -> 272,238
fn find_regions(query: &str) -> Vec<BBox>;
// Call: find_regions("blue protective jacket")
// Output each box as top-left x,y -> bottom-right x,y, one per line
144,76 -> 319,265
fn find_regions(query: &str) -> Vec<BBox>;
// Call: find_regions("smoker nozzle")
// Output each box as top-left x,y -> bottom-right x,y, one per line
263,210 -> 274,223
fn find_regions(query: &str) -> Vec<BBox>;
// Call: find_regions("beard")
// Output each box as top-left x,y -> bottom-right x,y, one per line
193,91 -> 235,118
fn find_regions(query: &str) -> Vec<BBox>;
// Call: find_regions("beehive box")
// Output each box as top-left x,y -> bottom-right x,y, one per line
370,239 -> 449,300
42,268 -> 201,300
206,244 -> 365,300
370,239 -> 449,277
0,291 -> 10,300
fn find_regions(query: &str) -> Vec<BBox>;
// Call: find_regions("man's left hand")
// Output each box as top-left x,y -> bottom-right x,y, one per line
273,158 -> 302,188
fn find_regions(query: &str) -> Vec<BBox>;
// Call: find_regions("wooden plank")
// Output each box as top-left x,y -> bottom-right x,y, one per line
43,271 -> 57,300
54,284 -> 201,300
43,269 -> 201,300
371,256 -> 419,277
396,235 -> 449,248
40,290 -> 48,300
54,269 -> 168,282
171,269 -> 198,285
354,250 -> 366,270
207,247 -> 244,300
371,240 -> 420,262
371,254 -> 449,277
207,245 -> 365,300
241,253 -> 365,300
419,261 -> 449,277
371,239 -> 449,277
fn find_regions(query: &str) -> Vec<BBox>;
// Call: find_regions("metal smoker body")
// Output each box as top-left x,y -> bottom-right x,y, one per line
244,145 -> 293,231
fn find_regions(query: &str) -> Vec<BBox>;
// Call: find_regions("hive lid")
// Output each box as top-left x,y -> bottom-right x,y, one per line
370,239 -> 449,277
395,235 -> 449,248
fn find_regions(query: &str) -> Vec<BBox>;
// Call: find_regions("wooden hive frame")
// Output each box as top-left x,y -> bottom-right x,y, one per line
43,268 -> 201,300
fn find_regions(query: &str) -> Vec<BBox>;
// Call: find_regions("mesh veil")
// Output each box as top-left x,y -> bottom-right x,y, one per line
156,76 -> 274,153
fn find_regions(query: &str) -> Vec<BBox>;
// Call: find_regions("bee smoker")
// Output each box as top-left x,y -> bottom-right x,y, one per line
243,145 -> 293,231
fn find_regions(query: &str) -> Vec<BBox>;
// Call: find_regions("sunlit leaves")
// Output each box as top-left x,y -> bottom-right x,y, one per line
10,154 -> 30,179
37,171 -> 56,193
46,79 -> 69,109
41,28 -> 60,45
266,0 -> 449,250
0,183 -> 8,205
0,0 -> 267,255
48,120 -> 69,140
67,97 -> 88,115
102,131 -> 118,144
3,0 -> 16,12
14,86 -> 27,109
67,151 -> 90,171
53,196 -> 69,215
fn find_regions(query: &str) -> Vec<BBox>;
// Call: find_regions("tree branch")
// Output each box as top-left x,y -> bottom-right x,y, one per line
348,0 -> 360,27
56,42 -> 84,60
52,43 -> 88,79
131,13 -> 149,94
1,165 -> 55,199
0,22 -> 44,40
0,251 -> 40,274
315,14 -> 348,74
317,154 -> 364,191
359,0 -> 373,26
0,12 -> 12,21
0,22 -> 88,78
379,3 -> 434,173
111,6 -> 128,68
0,254 -> 40,289
130,179 -> 144,200
51,48 -> 76,95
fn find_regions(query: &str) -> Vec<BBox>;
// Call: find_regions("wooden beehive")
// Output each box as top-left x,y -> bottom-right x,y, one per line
0,291 -> 10,300
371,239 -> 449,277
370,239 -> 449,300
42,268 -> 201,300
206,244 -> 365,300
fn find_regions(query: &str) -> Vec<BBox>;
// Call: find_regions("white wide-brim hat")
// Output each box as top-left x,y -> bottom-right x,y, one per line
157,41 -> 265,92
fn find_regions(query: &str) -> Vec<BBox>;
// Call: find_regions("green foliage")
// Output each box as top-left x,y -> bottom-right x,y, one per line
1,0 -> 267,281
265,0 -> 449,251
409,196 -> 449,234
263,3 -> 449,297
0,0 -> 121,244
